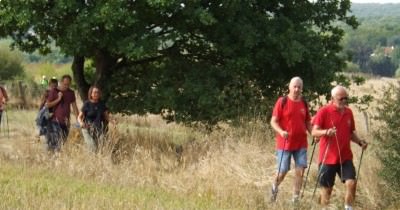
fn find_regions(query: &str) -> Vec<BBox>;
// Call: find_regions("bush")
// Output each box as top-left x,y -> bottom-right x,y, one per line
0,46 -> 25,80
374,83 -> 400,204
345,61 -> 361,72
369,55 -> 396,77
395,67 -> 400,78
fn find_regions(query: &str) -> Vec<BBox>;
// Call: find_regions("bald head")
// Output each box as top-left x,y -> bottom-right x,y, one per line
289,77 -> 303,88
331,85 -> 348,109
288,76 -> 303,100
331,85 -> 348,98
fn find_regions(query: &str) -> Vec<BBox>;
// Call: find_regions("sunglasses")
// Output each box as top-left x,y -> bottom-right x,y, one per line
338,97 -> 348,101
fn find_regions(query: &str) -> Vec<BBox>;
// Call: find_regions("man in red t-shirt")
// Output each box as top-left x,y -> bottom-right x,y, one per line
270,77 -> 312,202
312,85 -> 368,210
46,75 -> 79,151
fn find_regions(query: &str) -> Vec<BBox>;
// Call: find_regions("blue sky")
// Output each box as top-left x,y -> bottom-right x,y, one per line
352,0 -> 400,3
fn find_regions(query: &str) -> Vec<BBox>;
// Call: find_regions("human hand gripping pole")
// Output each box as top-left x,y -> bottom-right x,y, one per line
356,140 -> 368,184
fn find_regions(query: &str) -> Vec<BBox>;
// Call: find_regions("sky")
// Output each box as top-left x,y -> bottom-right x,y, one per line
352,0 -> 400,3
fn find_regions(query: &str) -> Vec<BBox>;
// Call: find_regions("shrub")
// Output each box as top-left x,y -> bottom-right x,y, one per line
374,82 -> 400,205
0,46 -> 25,80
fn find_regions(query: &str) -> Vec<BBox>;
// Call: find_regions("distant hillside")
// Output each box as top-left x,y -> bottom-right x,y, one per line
351,3 -> 400,18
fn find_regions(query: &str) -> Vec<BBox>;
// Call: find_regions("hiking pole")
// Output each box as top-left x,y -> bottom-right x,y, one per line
272,132 -> 288,202
356,149 -> 365,183
311,138 -> 331,203
5,108 -> 9,139
301,138 -> 317,198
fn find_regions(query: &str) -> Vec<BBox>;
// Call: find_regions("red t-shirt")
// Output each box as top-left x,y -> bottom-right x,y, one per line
312,104 -> 355,164
272,97 -> 310,151
47,88 -> 76,125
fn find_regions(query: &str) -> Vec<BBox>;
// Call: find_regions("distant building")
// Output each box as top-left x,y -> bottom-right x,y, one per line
384,46 -> 395,57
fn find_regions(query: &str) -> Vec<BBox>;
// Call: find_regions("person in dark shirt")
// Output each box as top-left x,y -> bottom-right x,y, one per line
78,86 -> 109,152
46,75 -> 79,151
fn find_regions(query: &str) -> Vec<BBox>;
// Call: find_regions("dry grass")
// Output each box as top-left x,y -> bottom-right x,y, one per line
0,78 -> 397,209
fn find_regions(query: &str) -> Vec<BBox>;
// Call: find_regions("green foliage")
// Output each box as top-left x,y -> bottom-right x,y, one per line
0,38 -> 71,64
374,83 -> 400,203
395,67 -> 400,78
0,45 -> 25,80
344,62 -> 361,72
369,56 -> 396,77
37,63 -> 57,79
342,9 -> 400,76
0,0 -> 357,125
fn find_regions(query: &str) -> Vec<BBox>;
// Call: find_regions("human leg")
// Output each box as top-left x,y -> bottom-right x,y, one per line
59,124 -> 69,144
319,163 -> 337,205
82,128 -> 97,152
320,186 -> 333,205
271,150 -> 292,201
340,161 -> 357,208
274,150 -> 292,186
46,121 -> 62,151
293,148 -> 307,198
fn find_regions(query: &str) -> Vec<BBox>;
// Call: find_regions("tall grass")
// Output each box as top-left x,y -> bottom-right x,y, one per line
0,78 -> 394,209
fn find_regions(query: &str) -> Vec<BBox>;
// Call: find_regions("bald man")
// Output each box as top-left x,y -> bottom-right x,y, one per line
270,76 -> 312,202
312,85 -> 368,210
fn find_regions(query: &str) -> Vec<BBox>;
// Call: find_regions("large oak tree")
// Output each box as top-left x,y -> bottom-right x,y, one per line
0,0 -> 357,124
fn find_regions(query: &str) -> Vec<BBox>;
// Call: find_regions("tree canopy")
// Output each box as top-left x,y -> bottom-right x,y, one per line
0,0 -> 357,125
0,44 -> 24,80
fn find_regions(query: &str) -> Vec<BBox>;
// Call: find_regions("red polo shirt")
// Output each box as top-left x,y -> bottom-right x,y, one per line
272,97 -> 310,151
313,104 -> 355,164
47,88 -> 76,125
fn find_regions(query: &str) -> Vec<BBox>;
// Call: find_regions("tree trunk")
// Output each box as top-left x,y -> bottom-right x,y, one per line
93,50 -> 117,101
71,55 -> 90,101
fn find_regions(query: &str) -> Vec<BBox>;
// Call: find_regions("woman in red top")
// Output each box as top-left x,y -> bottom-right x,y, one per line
312,85 -> 368,210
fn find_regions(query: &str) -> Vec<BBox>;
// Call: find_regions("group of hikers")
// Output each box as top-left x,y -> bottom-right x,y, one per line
270,77 -> 368,210
0,75 -> 367,209
36,74 -> 109,153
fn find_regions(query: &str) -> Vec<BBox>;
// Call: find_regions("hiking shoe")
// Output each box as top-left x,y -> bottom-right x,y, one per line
291,195 -> 299,203
270,185 -> 278,202
345,206 -> 353,210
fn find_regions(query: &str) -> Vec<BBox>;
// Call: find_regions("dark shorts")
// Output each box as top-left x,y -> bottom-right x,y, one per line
319,160 -> 356,188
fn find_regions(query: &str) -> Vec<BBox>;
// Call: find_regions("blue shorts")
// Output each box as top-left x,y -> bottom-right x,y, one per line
276,148 -> 307,173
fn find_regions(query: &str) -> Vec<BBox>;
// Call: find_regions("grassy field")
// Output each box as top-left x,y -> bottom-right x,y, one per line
0,78 -> 397,209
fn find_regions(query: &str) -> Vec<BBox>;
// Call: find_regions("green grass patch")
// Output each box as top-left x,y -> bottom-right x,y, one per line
0,162 -> 229,210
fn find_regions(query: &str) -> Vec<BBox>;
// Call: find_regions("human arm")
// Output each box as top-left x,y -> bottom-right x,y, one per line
306,120 -> 312,135
311,124 -> 336,141
46,91 -> 63,108
77,111 -> 86,128
351,132 -> 368,150
71,101 -> 79,119
270,116 -> 288,139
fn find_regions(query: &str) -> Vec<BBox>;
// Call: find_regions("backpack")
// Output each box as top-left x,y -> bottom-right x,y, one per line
35,107 -> 51,136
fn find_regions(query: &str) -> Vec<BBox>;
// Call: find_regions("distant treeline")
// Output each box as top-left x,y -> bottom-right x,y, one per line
351,3 -> 400,18
342,3 -> 400,77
